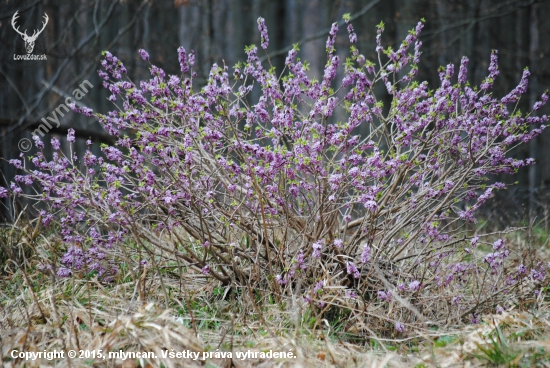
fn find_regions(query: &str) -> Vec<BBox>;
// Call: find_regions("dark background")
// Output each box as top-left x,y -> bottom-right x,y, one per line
1,0 -> 549,224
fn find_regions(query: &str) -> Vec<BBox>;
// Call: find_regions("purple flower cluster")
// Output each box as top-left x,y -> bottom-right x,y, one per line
312,240 -> 323,258
377,290 -> 392,302
395,322 -> 406,333
257,17 -> 269,50
57,245 -> 109,278
360,244 -> 371,263
346,262 -> 360,279
138,49 -> 149,61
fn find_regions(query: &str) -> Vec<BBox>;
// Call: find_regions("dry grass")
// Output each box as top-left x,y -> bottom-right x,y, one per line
1,218 -> 550,367
424,309 -> 550,367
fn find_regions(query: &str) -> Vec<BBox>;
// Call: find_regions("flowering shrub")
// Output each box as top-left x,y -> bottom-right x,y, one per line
4,16 -> 549,332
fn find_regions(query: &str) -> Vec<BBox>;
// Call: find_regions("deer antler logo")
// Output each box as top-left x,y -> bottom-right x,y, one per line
11,11 -> 49,54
